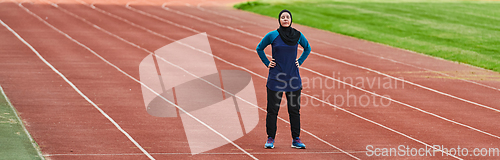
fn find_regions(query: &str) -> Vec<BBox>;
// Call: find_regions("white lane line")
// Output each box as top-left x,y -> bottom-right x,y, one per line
124,0 -> 140,8
107,3 -> 466,159
0,84 -> 45,160
54,1 -> 359,159
163,4 -> 500,114
1,15 -> 156,160
128,2 -> 500,143
10,3 -> 157,159
44,151 -> 365,156
26,1 -> 258,159
196,2 -> 500,92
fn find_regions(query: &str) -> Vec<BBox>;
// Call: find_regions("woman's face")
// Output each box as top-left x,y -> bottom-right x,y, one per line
280,12 -> 291,27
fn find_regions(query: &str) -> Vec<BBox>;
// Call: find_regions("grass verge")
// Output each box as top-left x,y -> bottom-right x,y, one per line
0,86 -> 44,160
235,0 -> 500,72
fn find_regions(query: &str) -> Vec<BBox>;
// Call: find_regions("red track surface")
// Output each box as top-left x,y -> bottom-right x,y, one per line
1,0 -> 500,159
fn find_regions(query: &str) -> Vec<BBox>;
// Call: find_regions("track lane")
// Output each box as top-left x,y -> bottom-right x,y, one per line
23,0 -> 436,159
2,0 -> 499,159
135,4 -> 500,137
44,1 -> 363,159
82,1 -> 500,159
15,0 -> 346,159
0,2 -> 153,160
118,2 -> 500,159
20,0 -> 270,159
68,3 -> 440,159
55,1 -> 500,159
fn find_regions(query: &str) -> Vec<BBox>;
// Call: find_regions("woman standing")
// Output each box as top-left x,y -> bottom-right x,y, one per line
256,9 -> 311,149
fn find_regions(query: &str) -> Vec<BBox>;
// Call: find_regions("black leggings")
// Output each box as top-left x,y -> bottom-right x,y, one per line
266,87 -> 301,139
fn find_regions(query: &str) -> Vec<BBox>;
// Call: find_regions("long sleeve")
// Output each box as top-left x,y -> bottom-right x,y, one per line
256,31 -> 278,67
297,34 -> 311,66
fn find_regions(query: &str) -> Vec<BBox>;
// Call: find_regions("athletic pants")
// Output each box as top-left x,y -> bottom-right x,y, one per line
266,87 -> 301,139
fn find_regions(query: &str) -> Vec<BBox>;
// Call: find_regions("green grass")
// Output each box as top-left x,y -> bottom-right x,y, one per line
235,0 -> 500,72
0,86 -> 44,160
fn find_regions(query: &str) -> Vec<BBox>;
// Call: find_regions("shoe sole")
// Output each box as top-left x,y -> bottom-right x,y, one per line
291,145 -> 306,149
264,146 -> 274,149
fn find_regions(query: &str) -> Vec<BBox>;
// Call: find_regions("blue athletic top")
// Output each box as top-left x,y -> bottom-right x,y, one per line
256,30 -> 311,92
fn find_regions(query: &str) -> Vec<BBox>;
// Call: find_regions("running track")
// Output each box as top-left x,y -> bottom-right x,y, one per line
1,0 -> 500,159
